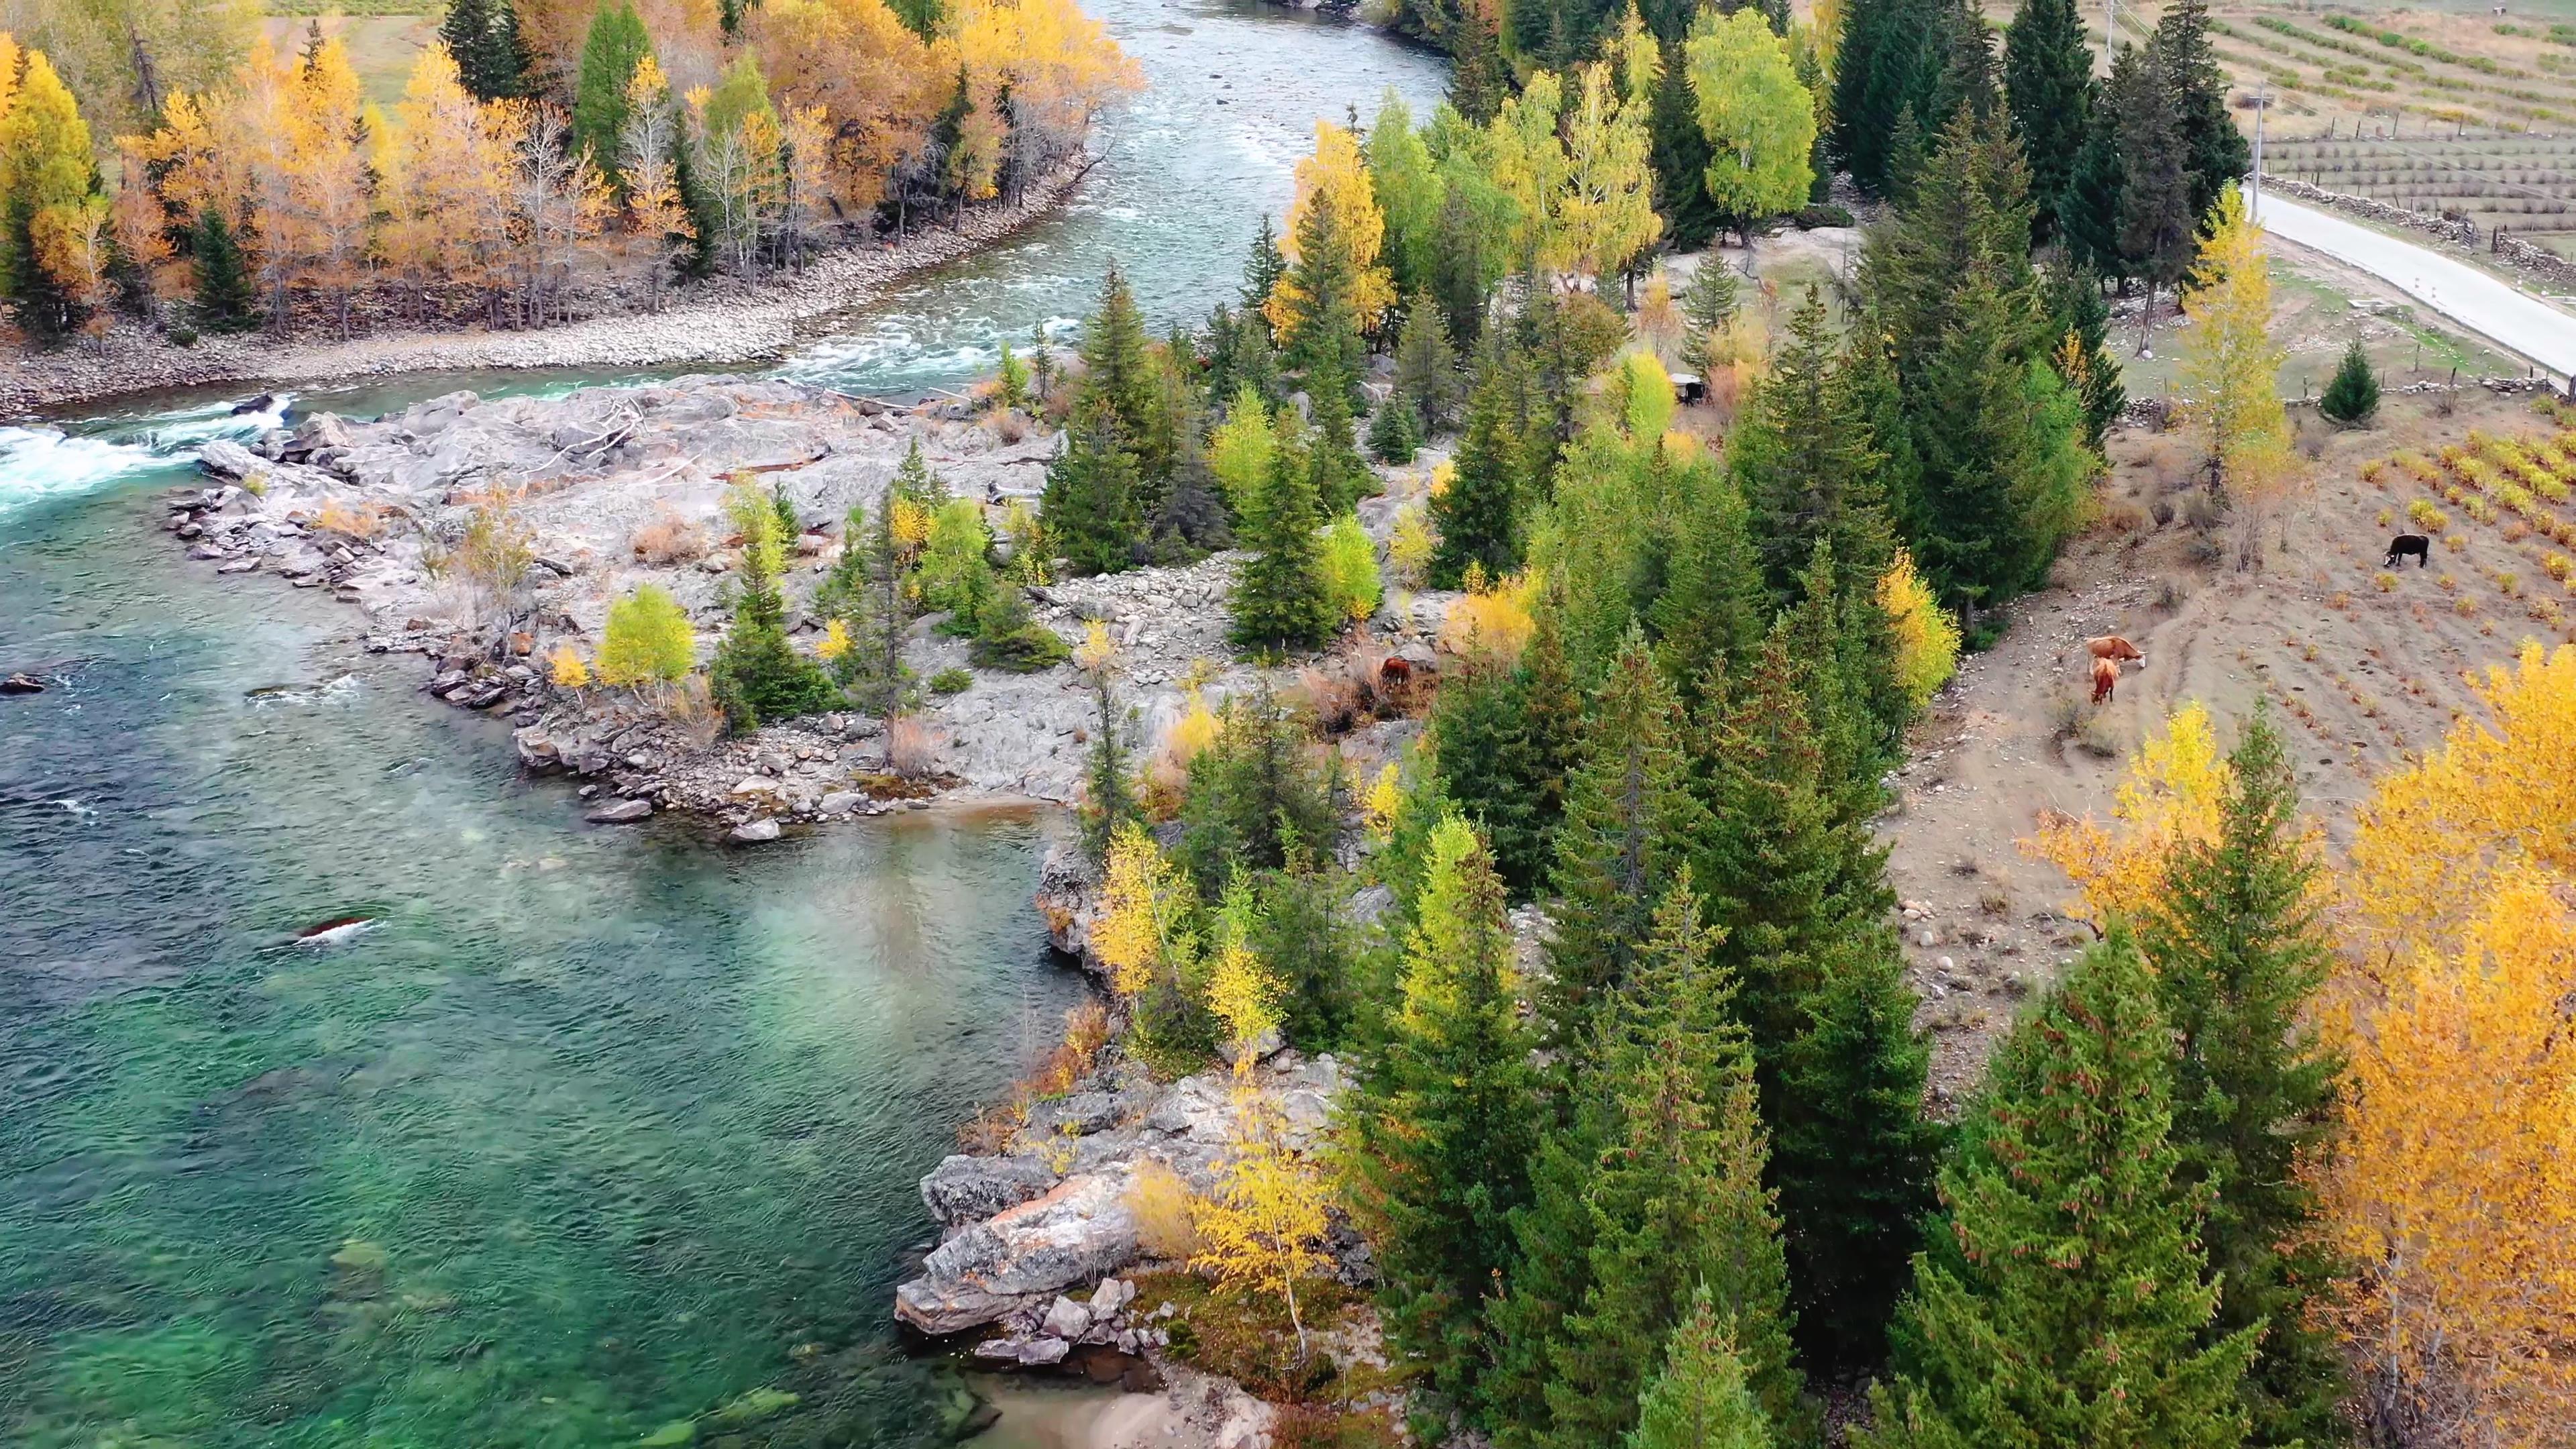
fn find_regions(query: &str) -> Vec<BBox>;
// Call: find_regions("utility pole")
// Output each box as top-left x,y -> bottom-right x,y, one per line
2106,0 -> 2117,67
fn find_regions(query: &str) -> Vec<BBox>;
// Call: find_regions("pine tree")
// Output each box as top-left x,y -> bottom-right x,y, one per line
1627,1285 -> 1776,1449
2114,42 -> 2195,345
2002,0 -> 2094,241
1542,629 -> 1709,1049
1831,0 -> 1947,196
1151,406 -> 1232,560
1493,881 -> 1807,1448
710,481 -> 839,733
1432,341 -> 1525,587
1646,38 -> 1723,252
1041,415 -> 1142,576
572,2 -> 653,188
1731,287 -> 1887,602
1367,396 -> 1422,464
1077,262 -> 1169,478
2320,338 -> 2379,427
2138,710 -> 2352,1447
1242,213 -> 1287,320
1860,932 -> 2259,1449
1077,642 -> 1140,866
1447,1 -> 1511,125
1675,256 -> 1739,379
2059,103 -> 2130,282
440,0 -> 528,100
2151,0 -> 2251,226
1391,293 -> 1463,433
191,207 -> 258,331
1347,812 -> 1544,1402
1230,423 -> 1333,656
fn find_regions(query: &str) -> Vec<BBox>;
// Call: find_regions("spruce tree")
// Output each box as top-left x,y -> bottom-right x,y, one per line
2059,105 -> 2130,282
1860,932 -> 2259,1449
2139,710 -> 2353,1447
1493,882 -> 1807,1448
2319,339 -> 2379,427
1429,604 -> 1578,900
1176,685 -> 1337,887
441,0 -> 529,100
1040,415 -> 1141,575
1391,293 -> 1463,433
1627,1285 -> 1774,1449
1281,199 -> 1371,396
1675,256 -> 1739,378
710,487 -> 839,733
1347,812 -> 1543,1403
2002,0 -> 2094,241
1447,1 -> 1511,125
2049,266 -> 2129,448
1428,186 -> 1494,353
1306,369 -> 1365,513
1648,462 -> 1766,706
1732,288 -> 1888,602
1229,423 -> 1333,656
1431,341 -> 1525,587
1077,660 -> 1140,866
2151,0 -> 2251,226
572,2 -> 653,186
2114,43 -> 2195,342
1077,262 -> 1169,478
1647,38 -> 1724,251
1367,396 -> 1422,464
1242,213 -> 1287,320
1541,629 -> 1709,1049
1150,408 -> 1232,559
1909,272 -> 2053,616
191,207 -> 258,331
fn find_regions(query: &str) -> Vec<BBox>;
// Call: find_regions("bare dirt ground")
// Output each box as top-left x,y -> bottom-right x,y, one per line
1883,382 -> 2576,1103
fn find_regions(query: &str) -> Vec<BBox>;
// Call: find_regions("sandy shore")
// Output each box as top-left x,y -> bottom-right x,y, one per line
1,162 -> 1088,419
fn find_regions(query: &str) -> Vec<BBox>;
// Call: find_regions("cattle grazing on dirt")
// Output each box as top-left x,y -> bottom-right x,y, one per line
2385,533 -> 2431,568
2084,635 -> 2145,665
2092,655 -> 2121,704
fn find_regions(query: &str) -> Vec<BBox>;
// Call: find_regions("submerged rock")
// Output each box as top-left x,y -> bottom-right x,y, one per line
586,798 -> 653,824
729,818 -> 782,844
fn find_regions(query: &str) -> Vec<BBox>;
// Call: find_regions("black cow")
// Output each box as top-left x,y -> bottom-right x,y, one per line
2385,534 -> 2432,568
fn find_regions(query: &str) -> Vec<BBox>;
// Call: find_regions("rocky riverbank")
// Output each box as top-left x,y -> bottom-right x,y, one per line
176,370 -> 1450,841
1,163 -> 1085,417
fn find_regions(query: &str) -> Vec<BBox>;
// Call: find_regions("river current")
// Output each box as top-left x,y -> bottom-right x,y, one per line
0,5 -> 1446,1445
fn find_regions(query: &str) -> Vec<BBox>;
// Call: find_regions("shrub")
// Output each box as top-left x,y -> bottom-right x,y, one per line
1318,513 -> 1383,628
597,586 -> 696,687
630,507 -> 708,565
2406,498 -> 2448,533
547,644 -> 590,688
1792,202 -> 1856,228
456,490 -> 534,594
168,326 -> 199,347
928,666 -> 973,694
969,589 -> 1072,672
1128,1161 -> 1203,1259
886,715 -> 939,776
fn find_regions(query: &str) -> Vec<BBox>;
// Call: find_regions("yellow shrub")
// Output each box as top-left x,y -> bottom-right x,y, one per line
1878,547 -> 1960,709
1127,1160 -> 1205,1260
1439,564 -> 1540,664
547,645 -> 590,688
2407,498 -> 2448,533
815,617 -> 853,661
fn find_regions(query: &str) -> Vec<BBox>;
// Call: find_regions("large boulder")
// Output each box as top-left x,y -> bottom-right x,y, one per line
921,1152 -> 1060,1228
1034,840 -> 1100,965
894,1171 -> 1138,1336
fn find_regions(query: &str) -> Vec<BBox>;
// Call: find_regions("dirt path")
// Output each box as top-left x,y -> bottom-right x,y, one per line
1883,383 -> 2572,1099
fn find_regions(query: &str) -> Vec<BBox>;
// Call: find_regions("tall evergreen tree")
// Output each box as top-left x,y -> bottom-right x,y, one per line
1177,685 -> 1337,886
1428,184 -> 1495,353
1490,882 -> 1807,1448
2114,42 -> 2194,345
439,0 -> 529,100
2151,0 -> 2251,226
191,207 -> 258,331
2059,103 -> 2130,282
1431,340 -> 1527,586
1648,463 -> 1766,705
2319,338 -> 2379,428
2002,0 -> 2094,241
1229,421 -> 1333,655
1430,606 -> 1579,898
1306,370 -> 1365,513
572,2 -> 653,186
1347,813 -> 1543,1403
1446,1 -> 1511,126
1731,288 -> 1887,602
1241,214 -> 1287,321
2139,710 -> 2353,1447
1860,932 -> 2259,1449
1077,262 -> 1170,477
1540,629 -> 1709,1049
1041,415 -> 1142,575
1831,0 -> 1949,196
1646,39 -> 1724,251
1391,292 -> 1464,433
2049,266 -> 2129,449
710,486 -> 839,733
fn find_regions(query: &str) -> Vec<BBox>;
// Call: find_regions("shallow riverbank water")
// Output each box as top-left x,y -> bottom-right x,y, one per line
0,3 -> 1444,1444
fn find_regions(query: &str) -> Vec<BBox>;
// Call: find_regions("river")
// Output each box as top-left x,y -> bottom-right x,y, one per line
0,5 -> 1446,1445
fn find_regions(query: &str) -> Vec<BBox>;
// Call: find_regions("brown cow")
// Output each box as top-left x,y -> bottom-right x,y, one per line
2091,655 -> 2121,704
2084,635 -> 2145,665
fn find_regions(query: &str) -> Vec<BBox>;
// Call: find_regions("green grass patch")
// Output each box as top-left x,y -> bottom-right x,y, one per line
265,0 -> 439,15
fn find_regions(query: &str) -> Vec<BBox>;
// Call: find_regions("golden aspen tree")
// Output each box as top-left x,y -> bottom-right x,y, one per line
229,38 -> 307,324
505,101 -> 611,326
617,55 -> 692,309
1265,121 -> 1395,345
1203,881 -> 1281,1073
1191,1087 -> 1332,1352
378,47 -> 488,314
947,0 -> 1139,188
1876,546 -> 1959,708
288,38 -> 373,335
2027,700 -> 2233,924
1483,70 -> 1567,272
109,151 -> 176,302
1556,62 -> 1658,286
2178,184 -> 2291,500
745,0 -> 943,213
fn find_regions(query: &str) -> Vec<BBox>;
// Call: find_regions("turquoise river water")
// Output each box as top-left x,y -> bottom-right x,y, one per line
0,5 -> 1445,1445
